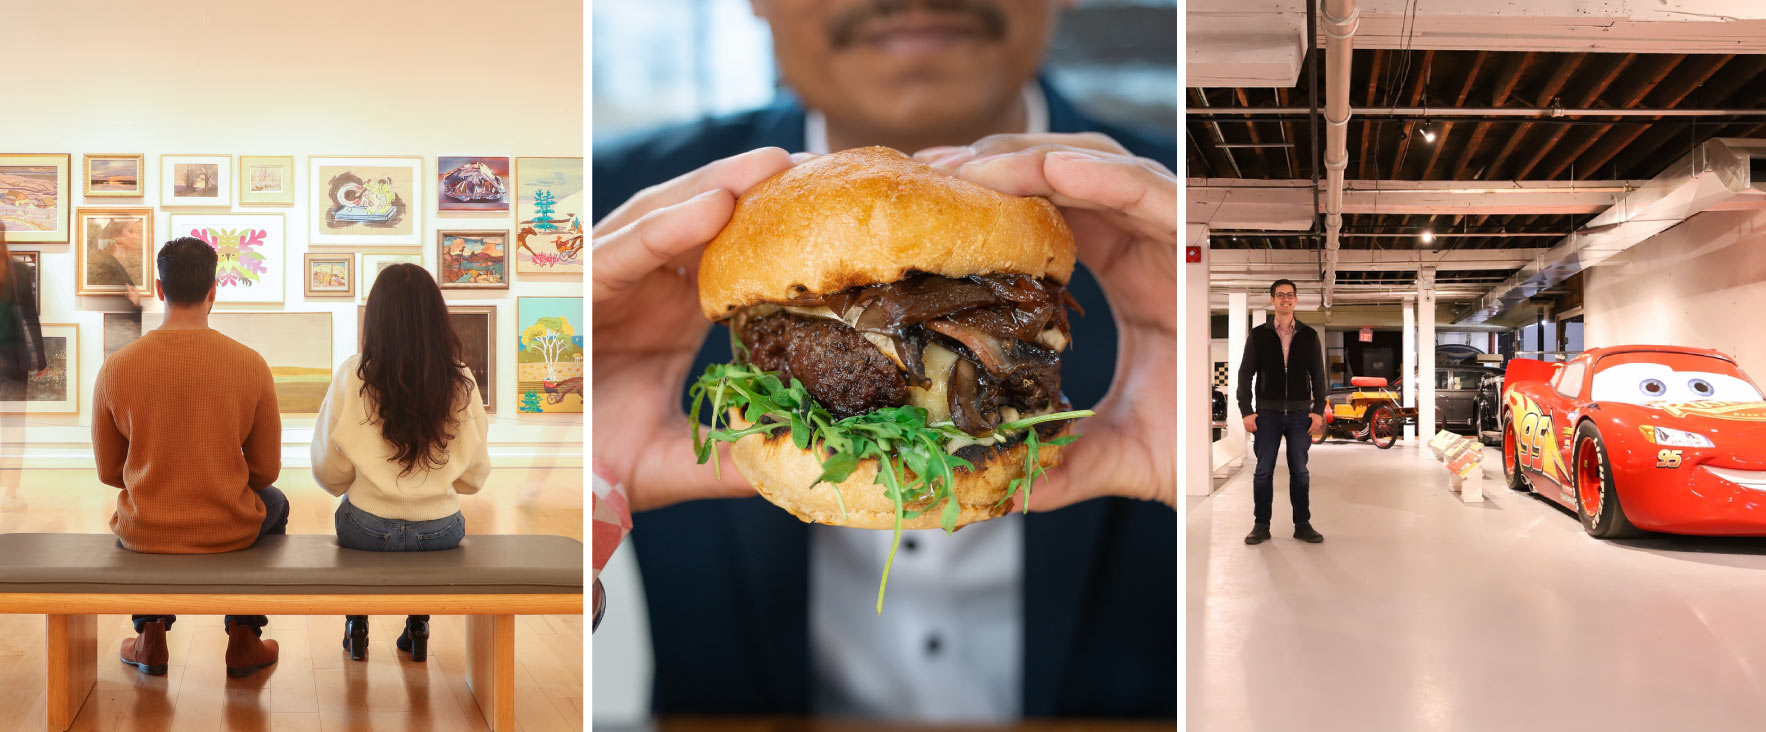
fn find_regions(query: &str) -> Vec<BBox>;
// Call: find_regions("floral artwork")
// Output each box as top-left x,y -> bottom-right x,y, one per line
310,157 -> 423,245
0,154 -> 71,243
514,157 -> 583,274
438,156 -> 511,212
516,297 -> 583,414
168,213 -> 286,304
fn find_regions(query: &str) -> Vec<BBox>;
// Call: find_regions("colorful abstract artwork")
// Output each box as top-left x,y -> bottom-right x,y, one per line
143,312 -> 332,414
438,156 -> 511,212
238,155 -> 295,206
76,207 -> 153,297
168,213 -> 286,304
0,154 -> 71,243
304,253 -> 354,297
310,156 -> 422,245
84,154 -> 144,197
436,230 -> 509,289
0,323 -> 77,413
514,157 -> 583,274
515,296 -> 583,414
159,155 -> 232,207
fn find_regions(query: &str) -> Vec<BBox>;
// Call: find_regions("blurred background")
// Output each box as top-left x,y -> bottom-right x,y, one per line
591,0 -> 1177,146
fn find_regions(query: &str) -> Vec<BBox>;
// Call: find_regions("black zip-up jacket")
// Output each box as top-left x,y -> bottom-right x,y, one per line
1236,319 -> 1327,417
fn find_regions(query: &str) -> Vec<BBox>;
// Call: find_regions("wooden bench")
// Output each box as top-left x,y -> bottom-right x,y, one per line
0,533 -> 583,732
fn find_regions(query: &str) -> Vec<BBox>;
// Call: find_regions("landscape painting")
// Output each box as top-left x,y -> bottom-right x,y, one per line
304,253 -> 354,297
437,230 -> 509,289
0,323 -> 77,413
514,157 -> 583,274
438,156 -> 511,212
144,312 -> 332,413
310,156 -> 422,245
0,154 -> 71,243
84,154 -> 144,197
515,296 -> 582,414
169,213 -> 286,304
159,155 -> 231,207
238,155 -> 295,206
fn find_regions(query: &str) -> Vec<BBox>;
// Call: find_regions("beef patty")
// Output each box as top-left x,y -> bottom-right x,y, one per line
737,313 -> 909,418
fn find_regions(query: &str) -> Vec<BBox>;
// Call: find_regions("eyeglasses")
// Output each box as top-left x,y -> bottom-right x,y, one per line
1272,292 -> 1299,300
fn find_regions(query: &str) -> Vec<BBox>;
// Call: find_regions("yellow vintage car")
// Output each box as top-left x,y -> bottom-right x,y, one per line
1313,377 -> 1416,449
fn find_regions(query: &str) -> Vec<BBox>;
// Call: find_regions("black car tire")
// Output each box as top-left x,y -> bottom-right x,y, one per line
1573,421 -> 1642,539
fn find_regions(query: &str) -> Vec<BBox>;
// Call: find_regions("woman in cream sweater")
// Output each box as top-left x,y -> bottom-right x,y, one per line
312,263 -> 490,662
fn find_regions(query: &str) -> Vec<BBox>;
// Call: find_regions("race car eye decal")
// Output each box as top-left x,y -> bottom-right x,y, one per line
1690,379 -> 1715,397
1640,379 -> 1667,398
1593,363 -> 1765,405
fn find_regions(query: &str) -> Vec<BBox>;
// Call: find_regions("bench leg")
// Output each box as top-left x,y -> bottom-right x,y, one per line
45,614 -> 96,732
466,614 -> 515,732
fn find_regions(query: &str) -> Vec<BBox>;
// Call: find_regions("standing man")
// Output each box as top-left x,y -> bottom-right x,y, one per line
1236,279 -> 1327,545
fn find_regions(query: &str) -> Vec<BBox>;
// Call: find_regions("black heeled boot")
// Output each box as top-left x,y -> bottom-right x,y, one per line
397,615 -> 430,662
342,615 -> 369,661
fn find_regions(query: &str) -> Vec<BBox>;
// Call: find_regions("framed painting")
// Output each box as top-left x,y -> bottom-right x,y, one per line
513,157 -> 583,274
238,155 -> 295,206
355,304 -> 496,413
75,207 -> 153,297
168,213 -> 286,304
10,251 -> 39,313
159,154 -> 232,207
0,154 -> 71,243
304,253 -> 355,298
83,154 -> 144,197
0,323 -> 77,414
436,230 -> 509,289
515,296 -> 582,414
310,156 -> 423,246
437,156 -> 511,212
143,312 -> 332,414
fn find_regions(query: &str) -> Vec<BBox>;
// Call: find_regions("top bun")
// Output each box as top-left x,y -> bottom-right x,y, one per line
698,146 -> 1076,321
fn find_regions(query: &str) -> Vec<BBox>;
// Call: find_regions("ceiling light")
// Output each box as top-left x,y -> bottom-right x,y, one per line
1420,230 -> 1436,245
1421,127 -> 1437,143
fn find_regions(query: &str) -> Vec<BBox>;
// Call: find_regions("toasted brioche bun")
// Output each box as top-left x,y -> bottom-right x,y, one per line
698,146 -> 1076,321
727,412 -> 1069,530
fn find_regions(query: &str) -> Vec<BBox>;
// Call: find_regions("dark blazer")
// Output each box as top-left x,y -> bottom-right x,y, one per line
1236,320 -> 1328,417
0,264 -> 45,383
594,78 -> 1178,719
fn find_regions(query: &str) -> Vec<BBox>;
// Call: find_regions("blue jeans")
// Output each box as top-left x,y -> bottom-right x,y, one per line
134,484 -> 289,635
1252,411 -> 1314,526
334,496 -> 466,552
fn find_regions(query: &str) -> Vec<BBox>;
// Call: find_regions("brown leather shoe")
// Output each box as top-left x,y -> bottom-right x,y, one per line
121,620 -> 169,675
224,620 -> 279,678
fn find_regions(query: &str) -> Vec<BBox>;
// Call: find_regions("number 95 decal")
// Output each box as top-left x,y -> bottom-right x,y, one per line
1657,449 -> 1684,469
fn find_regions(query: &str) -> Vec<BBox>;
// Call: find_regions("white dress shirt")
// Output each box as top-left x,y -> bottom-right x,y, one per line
804,83 -> 1050,724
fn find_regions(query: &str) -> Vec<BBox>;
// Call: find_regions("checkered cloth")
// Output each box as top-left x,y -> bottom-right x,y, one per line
591,458 -> 632,582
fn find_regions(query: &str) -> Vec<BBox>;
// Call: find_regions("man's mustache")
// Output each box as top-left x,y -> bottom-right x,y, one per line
827,0 -> 1009,49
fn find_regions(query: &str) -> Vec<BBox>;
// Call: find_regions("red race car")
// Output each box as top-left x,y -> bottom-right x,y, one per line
1501,345 -> 1766,538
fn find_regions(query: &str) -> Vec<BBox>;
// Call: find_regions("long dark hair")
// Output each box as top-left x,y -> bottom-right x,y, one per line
358,263 -> 475,475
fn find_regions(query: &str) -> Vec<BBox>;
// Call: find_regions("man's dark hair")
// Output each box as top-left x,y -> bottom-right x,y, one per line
157,237 -> 217,305
1270,279 -> 1298,296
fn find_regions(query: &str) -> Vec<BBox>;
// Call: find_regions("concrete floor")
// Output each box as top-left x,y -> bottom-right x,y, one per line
1188,440 -> 1766,732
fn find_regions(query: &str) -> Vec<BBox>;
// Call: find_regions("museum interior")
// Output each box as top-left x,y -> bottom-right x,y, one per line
1183,1 -> 1766,729
0,1 -> 583,730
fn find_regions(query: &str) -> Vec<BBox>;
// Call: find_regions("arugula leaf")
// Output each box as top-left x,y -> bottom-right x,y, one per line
689,362 -> 1093,613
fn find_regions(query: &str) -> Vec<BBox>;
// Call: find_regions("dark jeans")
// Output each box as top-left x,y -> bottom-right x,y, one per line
1252,410 -> 1313,526
133,485 -> 289,635
335,495 -> 465,624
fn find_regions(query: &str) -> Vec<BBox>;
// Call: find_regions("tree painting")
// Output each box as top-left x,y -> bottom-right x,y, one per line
521,316 -> 573,381
515,297 -> 584,414
532,190 -> 559,232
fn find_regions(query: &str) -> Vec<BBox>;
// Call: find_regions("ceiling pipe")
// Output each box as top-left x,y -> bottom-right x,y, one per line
1457,138 -> 1766,325
1190,106 -> 1766,117
1319,0 -> 1357,312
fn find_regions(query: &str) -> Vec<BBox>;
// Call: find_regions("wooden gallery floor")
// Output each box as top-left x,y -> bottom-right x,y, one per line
0,467 -> 585,732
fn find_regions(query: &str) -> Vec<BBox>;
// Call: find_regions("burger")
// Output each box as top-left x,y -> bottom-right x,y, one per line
688,147 -> 1092,607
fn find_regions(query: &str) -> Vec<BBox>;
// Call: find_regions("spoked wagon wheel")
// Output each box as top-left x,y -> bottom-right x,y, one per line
1368,406 -> 1399,449
1311,425 -> 1327,444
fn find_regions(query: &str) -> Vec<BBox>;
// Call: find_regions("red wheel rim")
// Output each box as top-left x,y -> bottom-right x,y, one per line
1576,435 -> 1602,518
1370,408 -> 1395,445
1504,421 -> 1517,475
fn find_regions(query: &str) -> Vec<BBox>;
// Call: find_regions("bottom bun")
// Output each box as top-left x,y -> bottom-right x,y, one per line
729,415 -> 1069,530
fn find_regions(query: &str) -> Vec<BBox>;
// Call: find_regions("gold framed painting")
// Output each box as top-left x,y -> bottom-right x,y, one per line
238,155 -> 296,206
75,207 -> 153,297
436,230 -> 510,290
309,155 -> 423,246
83,154 -> 145,197
1,323 -> 78,414
0,153 -> 72,243
304,253 -> 355,298
159,154 -> 232,207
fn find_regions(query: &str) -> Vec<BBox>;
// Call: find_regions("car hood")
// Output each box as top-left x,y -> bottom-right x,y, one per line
1596,401 -> 1766,469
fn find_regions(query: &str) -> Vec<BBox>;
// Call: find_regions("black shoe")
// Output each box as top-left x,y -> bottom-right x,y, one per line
1245,523 -> 1271,545
342,615 -> 369,661
396,616 -> 430,662
1294,523 -> 1324,543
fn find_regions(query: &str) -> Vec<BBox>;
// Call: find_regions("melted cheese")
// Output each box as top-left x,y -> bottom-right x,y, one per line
1038,327 -> 1068,352
906,343 -> 959,423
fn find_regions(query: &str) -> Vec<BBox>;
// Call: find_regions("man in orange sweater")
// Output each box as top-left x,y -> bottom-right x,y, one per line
91,237 -> 285,678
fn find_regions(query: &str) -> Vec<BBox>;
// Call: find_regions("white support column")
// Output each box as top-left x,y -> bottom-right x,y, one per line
1402,295 -> 1417,443
1253,308 -> 1268,327
1418,268 -> 1438,440
1226,290 -> 1250,465
1185,225 -> 1212,496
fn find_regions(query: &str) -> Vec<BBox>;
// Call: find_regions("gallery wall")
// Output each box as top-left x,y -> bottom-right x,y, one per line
1585,207 -> 1766,376
5,0 -> 584,465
